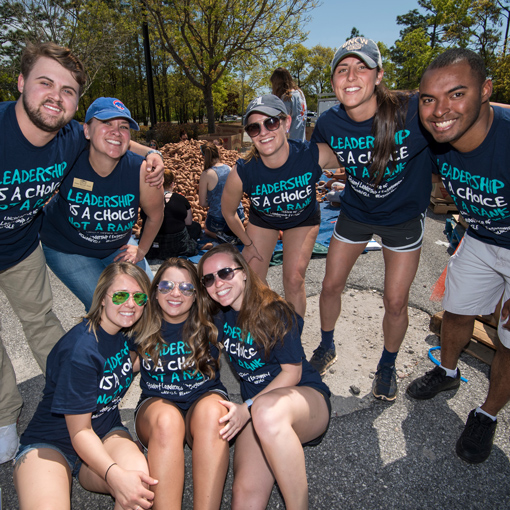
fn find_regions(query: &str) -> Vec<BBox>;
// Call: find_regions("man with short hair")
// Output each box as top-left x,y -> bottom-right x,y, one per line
0,42 -> 163,463
407,48 -> 510,464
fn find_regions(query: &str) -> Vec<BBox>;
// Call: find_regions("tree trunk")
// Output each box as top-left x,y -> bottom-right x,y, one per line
204,83 -> 216,133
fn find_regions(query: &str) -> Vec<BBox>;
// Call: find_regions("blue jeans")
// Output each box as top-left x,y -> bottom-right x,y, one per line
43,238 -> 153,311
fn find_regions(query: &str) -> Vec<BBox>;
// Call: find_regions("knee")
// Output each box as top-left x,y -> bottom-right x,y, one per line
232,478 -> 266,510
149,412 -> 184,448
321,276 -> 345,297
283,272 -> 305,294
383,294 -> 408,317
251,398 -> 285,442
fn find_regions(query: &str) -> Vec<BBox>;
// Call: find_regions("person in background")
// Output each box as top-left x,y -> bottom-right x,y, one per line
0,42 -> 164,464
309,38 -> 434,403
179,129 -> 188,142
198,244 -> 331,510
40,97 -> 164,311
198,141 -> 245,244
142,169 -> 201,259
149,139 -> 159,149
131,258 -> 229,509
13,262 -> 158,509
270,67 -> 307,141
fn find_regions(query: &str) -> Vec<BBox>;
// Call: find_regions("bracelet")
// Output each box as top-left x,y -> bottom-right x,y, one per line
244,240 -> 253,247
104,462 -> 117,483
145,149 -> 164,160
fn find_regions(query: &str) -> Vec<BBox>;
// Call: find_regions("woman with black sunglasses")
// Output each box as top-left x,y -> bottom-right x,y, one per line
130,258 -> 229,509
221,94 -> 339,317
198,244 -> 331,510
14,262 -> 158,510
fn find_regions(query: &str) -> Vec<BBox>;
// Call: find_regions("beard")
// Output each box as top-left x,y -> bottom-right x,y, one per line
22,95 -> 71,133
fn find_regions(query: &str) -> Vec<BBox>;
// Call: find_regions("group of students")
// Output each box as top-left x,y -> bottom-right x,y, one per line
3,33 -> 510,509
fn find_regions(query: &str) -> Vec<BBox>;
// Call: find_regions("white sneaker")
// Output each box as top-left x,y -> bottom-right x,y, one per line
0,422 -> 19,464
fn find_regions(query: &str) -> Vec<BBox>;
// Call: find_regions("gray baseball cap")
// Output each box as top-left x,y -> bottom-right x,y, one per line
331,38 -> 382,77
244,94 -> 287,125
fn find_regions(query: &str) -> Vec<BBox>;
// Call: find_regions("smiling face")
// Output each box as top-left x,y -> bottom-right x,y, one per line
84,117 -> 131,161
419,61 -> 493,152
17,56 -> 80,134
156,266 -> 196,324
331,56 -> 383,121
100,274 -> 145,335
201,252 -> 246,311
245,112 -> 290,161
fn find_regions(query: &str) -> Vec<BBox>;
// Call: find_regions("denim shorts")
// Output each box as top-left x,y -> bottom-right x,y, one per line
206,211 -> 245,236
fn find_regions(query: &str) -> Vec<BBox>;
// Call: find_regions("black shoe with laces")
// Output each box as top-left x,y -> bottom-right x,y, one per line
456,409 -> 497,463
407,365 -> 461,400
372,362 -> 398,401
309,345 -> 337,376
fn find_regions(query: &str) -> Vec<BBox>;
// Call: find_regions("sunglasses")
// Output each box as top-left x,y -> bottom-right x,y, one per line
110,291 -> 148,306
202,267 -> 243,288
158,280 -> 195,297
244,116 -> 281,138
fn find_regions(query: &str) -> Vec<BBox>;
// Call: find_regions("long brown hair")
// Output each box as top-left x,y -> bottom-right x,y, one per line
135,258 -> 219,379
201,141 -> 221,170
197,244 -> 297,357
270,67 -> 300,101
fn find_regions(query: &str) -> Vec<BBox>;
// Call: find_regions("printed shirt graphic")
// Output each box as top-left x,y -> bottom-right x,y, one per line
236,140 -> 323,229
19,322 -> 134,456
312,94 -> 434,225
217,309 -> 330,401
40,150 -> 143,258
432,106 -> 510,248
0,102 -> 87,269
129,320 -> 226,410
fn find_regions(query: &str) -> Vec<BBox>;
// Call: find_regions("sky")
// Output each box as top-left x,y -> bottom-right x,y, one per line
303,0 -> 420,50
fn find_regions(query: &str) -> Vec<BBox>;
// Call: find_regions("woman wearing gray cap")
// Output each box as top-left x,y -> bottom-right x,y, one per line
309,38 -> 434,401
40,97 -> 164,311
221,94 -> 339,319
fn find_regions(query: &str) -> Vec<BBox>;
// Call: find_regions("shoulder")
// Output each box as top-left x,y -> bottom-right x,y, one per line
124,150 -> 145,167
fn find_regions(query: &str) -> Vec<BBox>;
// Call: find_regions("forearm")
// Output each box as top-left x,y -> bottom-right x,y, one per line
137,214 -> 163,256
71,428 -> 115,481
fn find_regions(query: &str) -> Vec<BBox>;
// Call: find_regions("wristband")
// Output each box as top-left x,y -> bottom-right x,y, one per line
145,149 -> 164,160
104,462 -> 117,483
244,398 -> 254,415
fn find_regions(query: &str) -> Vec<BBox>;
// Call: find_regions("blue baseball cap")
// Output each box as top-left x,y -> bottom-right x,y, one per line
85,97 -> 139,131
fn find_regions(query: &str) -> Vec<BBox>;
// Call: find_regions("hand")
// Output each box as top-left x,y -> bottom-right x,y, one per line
218,400 -> 251,441
145,154 -> 164,188
500,299 -> 510,331
114,244 -> 144,264
241,243 -> 263,265
107,465 -> 158,510
323,170 -> 334,179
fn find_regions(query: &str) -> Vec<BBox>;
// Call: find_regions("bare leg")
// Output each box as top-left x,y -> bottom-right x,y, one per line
281,225 -> 319,316
481,340 -> 510,416
188,394 -> 230,510
135,398 -> 186,510
440,312 -> 476,369
14,448 -> 72,510
381,247 -> 422,352
319,238 -> 367,331
244,223 -> 279,284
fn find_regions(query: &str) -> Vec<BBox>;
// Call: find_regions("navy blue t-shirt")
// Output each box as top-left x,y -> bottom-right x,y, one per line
0,101 -> 87,269
235,140 -> 323,228
312,94 -> 434,225
40,150 -> 143,258
432,106 -> 510,249
20,321 -> 135,456
216,309 -> 330,401
129,320 -> 227,410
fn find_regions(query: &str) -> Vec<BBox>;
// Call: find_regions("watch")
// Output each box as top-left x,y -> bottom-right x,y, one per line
244,398 -> 254,415
145,149 -> 163,159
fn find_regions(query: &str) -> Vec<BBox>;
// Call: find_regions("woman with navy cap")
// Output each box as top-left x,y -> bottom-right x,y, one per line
308,38 -> 434,401
221,94 -> 339,318
40,97 -> 164,311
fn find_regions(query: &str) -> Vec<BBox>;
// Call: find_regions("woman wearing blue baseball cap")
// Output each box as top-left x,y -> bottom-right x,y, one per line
221,93 -> 340,319
40,97 -> 164,311
308,38 -> 435,400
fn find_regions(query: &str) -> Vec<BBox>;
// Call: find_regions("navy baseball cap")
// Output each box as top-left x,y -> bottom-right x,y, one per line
85,97 -> 139,131
331,38 -> 382,77
244,94 -> 287,125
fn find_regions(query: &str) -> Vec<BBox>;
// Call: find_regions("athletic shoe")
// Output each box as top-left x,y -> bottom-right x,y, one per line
456,409 -> 497,464
372,362 -> 398,401
406,365 -> 460,400
309,345 -> 337,376
0,422 -> 19,464
216,231 -> 241,245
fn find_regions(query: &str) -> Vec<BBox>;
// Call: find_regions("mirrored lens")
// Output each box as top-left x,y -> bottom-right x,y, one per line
244,117 -> 280,138
158,280 -> 195,296
111,291 -> 147,306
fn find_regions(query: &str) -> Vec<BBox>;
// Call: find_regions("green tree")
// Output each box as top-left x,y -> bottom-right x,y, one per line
140,0 -> 319,133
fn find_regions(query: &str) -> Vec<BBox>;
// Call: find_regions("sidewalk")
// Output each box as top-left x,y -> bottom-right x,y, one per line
1,211 -> 510,509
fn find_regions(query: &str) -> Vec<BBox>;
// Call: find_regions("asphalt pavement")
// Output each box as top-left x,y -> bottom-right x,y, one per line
1,209 -> 510,509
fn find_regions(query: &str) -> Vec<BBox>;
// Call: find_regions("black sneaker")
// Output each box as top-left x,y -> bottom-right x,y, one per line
309,345 -> 337,376
407,365 -> 460,400
372,362 -> 398,401
456,409 -> 497,463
